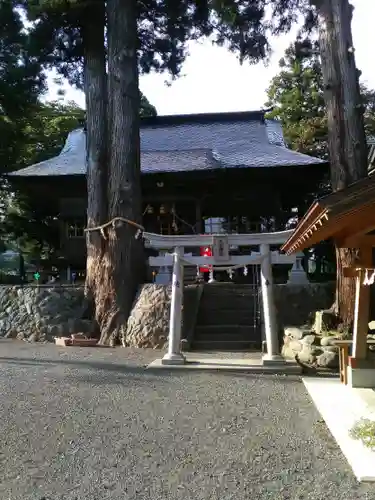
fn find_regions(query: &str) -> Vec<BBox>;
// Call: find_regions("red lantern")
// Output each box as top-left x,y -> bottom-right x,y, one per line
200,246 -> 212,273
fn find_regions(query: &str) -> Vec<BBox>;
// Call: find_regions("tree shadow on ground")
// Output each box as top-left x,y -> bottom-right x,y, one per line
0,355 -> 311,386
0,356 -> 161,376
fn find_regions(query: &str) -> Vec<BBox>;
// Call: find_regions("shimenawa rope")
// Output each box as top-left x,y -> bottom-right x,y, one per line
84,217 -> 145,240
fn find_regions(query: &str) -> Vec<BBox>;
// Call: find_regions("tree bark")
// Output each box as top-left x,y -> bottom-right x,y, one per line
81,1 -> 108,335
96,0 -> 144,344
316,0 -> 368,329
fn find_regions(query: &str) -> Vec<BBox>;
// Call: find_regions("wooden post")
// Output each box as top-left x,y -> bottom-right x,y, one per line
352,247 -> 372,360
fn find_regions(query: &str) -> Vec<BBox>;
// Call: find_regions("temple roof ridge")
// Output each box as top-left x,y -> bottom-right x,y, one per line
9,111 -> 326,177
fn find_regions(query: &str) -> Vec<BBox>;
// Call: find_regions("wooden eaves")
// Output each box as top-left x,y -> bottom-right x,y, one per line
281,174 -> 375,255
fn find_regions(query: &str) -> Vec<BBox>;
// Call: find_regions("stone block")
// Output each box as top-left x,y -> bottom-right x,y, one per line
126,284 -> 172,348
313,310 -> 338,334
316,350 -> 339,369
288,340 -> 303,352
281,345 -> 295,359
324,345 -> 339,353
28,332 -> 40,342
320,335 -> 338,347
297,345 -> 323,364
4,328 -> 17,339
301,334 -> 317,346
284,327 -> 311,340
55,337 -> 71,346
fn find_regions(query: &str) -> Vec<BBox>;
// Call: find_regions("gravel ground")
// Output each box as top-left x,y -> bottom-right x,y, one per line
0,341 -> 374,500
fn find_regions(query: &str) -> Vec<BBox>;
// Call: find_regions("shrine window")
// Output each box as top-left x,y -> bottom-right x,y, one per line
66,219 -> 85,238
204,217 -> 226,234
204,216 -> 262,234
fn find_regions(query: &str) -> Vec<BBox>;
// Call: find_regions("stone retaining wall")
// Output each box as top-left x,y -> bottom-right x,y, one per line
125,284 -> 171,348
124,284 -> 202,349
0,282 -> 336,350
0,285 -> 95,342
274,282 -> 335,329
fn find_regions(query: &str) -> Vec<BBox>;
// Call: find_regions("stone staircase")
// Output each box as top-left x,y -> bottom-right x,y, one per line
184,266 -> 198,285
191,283 -> 262,351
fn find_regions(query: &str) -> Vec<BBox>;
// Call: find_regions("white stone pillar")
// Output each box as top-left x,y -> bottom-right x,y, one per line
287,252 -> 309,285
260,243 -> 284,365
162,247 -> 186,365
208,267 -> 215,283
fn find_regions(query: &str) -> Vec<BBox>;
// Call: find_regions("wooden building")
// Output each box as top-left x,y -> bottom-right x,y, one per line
281,174 -> 375,387
9,110 -> 327,272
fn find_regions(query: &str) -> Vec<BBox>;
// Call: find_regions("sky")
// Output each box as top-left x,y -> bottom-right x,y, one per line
46,0 -> 375,116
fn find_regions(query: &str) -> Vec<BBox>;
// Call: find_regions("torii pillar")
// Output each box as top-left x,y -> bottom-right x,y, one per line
260,243 -> 285,365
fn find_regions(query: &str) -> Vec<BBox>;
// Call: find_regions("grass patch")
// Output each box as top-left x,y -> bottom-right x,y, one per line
350,418 -> 375,451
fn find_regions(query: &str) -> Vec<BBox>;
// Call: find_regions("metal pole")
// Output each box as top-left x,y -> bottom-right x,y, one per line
260,243 -> 284,365
162,246 -> 186,365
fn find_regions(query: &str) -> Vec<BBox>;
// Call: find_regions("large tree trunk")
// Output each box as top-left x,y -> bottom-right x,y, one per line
96,0 -> 144,345
317,0 -> 368,329
82,1 -> 108,335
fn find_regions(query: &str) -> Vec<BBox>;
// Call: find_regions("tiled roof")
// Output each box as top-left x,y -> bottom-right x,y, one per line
10,110 -> 326,177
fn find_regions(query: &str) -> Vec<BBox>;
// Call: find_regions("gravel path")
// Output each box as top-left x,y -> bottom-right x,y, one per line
0,341 -> 374,500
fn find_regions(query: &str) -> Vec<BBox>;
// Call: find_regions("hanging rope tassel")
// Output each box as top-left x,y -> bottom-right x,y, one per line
363,269 -> 369,285
363,269 -> 375,286
196,265 -> 200,278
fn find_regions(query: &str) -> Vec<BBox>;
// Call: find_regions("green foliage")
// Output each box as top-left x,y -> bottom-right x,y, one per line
19,0 -> 319,88
18,101 -> 85,168
350,418 -> 375,451
2,94 -> 156,258
0,1 -> 45,173
266,39 -> 328,159
140,93 -> 156,118
3,196 -> 61,258
0,99 -> 85,256
266,38 -> 375,159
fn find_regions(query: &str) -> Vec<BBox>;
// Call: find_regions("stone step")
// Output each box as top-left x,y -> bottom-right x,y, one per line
201,296 -> 259,310
191,340 -> 260,351
194,325 -> 259,343
183,267 -> 198,285
197,309 -> 258,326
191,283 -> 262,351
203,284 -> 258,295
195,324 -> 258,335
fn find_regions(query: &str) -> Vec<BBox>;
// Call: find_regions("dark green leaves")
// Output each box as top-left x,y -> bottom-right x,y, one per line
0,2 -> 45,173
21,0 -> 318,84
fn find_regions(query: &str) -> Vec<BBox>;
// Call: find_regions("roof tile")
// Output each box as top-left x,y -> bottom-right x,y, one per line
10,111 -> 325,177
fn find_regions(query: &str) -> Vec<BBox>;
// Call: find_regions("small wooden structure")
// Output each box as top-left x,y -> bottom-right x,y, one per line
281,174 -> 375,387
331,339 -> 375,385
